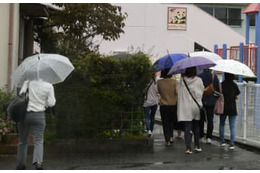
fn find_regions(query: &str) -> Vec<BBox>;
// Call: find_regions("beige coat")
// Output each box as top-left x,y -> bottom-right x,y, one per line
177,76 -> 204,121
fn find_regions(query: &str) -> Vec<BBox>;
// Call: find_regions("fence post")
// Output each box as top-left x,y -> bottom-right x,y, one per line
243,84 -> 247,140
214,44 -> 218,54
222,44 -> 227,80
245,13 -> 250,45
239,42 -> 244,82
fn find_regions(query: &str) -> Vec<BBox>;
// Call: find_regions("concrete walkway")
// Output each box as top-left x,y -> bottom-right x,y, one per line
1,124 -> 260,170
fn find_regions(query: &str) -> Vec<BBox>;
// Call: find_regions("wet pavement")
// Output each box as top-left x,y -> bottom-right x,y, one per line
1,124 -> 260,170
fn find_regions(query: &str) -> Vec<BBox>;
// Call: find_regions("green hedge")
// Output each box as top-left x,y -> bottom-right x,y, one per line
54,53 -> 152,139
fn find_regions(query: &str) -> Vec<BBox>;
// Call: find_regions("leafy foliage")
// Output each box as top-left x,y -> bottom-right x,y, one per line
54,53 -> 152,139
34,3 -> 127,59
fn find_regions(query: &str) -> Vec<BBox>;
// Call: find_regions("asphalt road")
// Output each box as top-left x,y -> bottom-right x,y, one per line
1,124 -> 260,170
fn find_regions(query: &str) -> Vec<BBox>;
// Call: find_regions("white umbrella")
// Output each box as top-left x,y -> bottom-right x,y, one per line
210,59 -> 255,77
190,51 -> 222,62
12,53 -> 75,87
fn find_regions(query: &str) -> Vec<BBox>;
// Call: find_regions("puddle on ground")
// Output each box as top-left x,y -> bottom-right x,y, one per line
218,165 -> 235,170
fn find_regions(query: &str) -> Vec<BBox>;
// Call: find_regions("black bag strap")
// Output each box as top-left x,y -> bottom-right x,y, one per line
144,79 -> 155,101
183,78 -> 201,109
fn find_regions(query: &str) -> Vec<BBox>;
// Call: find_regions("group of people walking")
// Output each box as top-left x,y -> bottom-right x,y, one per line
143,67 -> 240,154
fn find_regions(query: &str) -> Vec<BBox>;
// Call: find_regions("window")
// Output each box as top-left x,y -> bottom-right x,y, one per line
250,14 -> 255,26
215,7 -> 227,24
228,8 -> 241,26
201,7 -> 213,16
199,6 -> 242,26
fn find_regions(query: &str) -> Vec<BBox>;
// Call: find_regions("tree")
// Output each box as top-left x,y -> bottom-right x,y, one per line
35,3 -> 127,59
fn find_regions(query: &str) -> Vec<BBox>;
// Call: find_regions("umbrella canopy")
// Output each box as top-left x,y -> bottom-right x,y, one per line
190,51 -> 222,62
153,53 -> 188,72
210,59 -> 255,77
12,53 -> 75,87
168,56 -> 216,75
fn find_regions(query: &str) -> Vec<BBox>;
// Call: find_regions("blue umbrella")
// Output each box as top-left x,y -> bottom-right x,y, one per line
168,56 -> 216,75
153,53 -> 188,72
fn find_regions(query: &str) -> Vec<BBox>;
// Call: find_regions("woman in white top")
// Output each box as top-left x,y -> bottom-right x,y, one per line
178,67 -> 204,154
16,79 -> 56,170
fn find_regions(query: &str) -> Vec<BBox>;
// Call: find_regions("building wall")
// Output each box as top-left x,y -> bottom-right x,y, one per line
0,4 -> 20,89
98,3 -> 246,63
0,4 -> 10,89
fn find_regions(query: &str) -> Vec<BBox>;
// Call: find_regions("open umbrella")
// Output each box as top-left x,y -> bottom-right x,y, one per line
209,59 -> 255,77
153,53 -> 188,72
190,51 -> 222,62
168,56 -> 216,75
12,53 -> 75,87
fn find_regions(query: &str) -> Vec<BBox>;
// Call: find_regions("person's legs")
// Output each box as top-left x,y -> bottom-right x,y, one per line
144,107 -> 151,132
228,115 -> 236,146
206,106 -> 214,140
199,117 -> 204,139
149,104 -> 158,132
28,112 -> 46,167
193,120 -> 200,149
17,120 -> 30,169
160,106 -> 169,144
219,115 -> 227,144
184,121 -> 192,151
169,106 -> 175,142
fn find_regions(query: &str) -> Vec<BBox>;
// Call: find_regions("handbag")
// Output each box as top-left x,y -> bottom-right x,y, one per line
183,78 -> 207,122
204,72 -> 214,96
7,84 -> 29,123
214,82 -> 224,115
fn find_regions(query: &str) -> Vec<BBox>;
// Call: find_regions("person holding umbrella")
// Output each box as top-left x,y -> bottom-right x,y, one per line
198,69 -> 220,144
12,54 -> 74,170
219,73 -> 240,150
16,79 -> 56,170
157,68 -> 178,147
177,67 -> 204,154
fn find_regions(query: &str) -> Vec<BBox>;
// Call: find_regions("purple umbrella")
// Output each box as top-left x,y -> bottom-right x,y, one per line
168,56 -> 216,75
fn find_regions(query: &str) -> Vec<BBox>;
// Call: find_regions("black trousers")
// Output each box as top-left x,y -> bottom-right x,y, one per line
199,106 -> 214,139
160,105 -> 176,143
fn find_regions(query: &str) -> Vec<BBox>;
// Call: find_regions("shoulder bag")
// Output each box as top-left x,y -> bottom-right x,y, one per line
204,72 -> 214,96
214,82 -> 224,115
7,83 -> 29,122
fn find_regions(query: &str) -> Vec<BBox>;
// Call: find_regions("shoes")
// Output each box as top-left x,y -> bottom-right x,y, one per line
148,130 -> 152,137
206,138 -> 212,144
16,165 -> 26,170
34,162 -> 44,170
185,149 -> 192,154
220,142 -> 226,147
170,137 -> 174,144
229,144 -> 235,150
194,146 -> 202,152
165,141 -> 171,147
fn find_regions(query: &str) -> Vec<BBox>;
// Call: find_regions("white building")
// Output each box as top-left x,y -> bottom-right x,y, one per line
98,3 -> 250,63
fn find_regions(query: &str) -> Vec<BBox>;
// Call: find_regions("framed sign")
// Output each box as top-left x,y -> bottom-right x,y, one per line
168,7 -> 187,30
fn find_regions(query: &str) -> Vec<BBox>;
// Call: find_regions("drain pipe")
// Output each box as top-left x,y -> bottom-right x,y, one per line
7,3 -> 14,92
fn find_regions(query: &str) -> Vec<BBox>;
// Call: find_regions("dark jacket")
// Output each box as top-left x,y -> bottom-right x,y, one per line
222,80 -> 240,115
198,70 -> 220,106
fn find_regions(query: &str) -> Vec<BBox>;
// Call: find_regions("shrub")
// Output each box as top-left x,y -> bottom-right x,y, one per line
54,53 -> 152,139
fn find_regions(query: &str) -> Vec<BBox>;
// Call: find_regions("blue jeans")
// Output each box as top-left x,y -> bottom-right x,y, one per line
144,104 -> 157,132
219,115 -> 236,145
